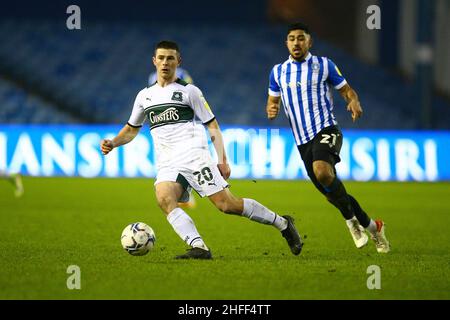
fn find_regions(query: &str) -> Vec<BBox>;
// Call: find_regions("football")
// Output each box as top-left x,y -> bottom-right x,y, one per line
120,222 -> 156,256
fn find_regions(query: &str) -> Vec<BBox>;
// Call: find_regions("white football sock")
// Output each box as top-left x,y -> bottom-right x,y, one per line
242,198 -> 288,231
167,208 -> 208,250
366,219 -> 378,236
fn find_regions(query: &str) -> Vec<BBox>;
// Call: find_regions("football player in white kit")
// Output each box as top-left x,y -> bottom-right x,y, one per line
101,41 -> 303,259
148,65 -> 197,210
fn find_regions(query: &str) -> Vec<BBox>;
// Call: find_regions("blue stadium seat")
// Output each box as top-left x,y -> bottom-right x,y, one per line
0,78 -> 78,124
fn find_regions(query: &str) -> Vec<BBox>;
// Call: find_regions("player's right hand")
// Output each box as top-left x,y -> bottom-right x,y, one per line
217,163 -> 231,180
100,139 -> 114,155
267,104 -> 279,120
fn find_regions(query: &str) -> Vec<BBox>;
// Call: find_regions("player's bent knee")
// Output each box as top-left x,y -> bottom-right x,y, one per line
156,194 -> 177,214
209,189 -> 243,215
314,169 -> 334,186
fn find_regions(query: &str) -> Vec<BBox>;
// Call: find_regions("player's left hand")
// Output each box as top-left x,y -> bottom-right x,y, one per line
217,163 -> 231,180
347,100 -> 363,122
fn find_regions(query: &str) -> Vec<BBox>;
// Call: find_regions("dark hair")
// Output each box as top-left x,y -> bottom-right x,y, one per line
287,22 -> 310,35
154,40 -> 180,54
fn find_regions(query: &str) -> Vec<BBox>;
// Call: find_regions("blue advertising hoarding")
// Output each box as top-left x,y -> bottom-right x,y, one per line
0,125 -> 449,181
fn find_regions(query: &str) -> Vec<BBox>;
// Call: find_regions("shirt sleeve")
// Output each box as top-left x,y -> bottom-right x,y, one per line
127,90 -> 146,127
326,58 -> 347,89
188,85 -> 215,124
268,65 -> 281,97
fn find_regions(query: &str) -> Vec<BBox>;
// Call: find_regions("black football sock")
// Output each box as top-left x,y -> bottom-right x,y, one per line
348,194 -> 371,228
323,177 -> 355,220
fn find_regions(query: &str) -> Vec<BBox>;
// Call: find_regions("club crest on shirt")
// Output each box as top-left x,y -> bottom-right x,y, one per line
171,91 -> 183,102
312,63 -> 320,72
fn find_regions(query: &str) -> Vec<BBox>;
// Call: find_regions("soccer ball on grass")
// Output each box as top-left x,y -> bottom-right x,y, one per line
121,222 -> 156,256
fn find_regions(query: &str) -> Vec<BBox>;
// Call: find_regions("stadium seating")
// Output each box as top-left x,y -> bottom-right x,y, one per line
0,78 -> 78,124
0,20 -> 448,128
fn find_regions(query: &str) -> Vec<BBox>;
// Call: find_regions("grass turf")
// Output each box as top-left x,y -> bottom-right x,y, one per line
0,177 -> 449,299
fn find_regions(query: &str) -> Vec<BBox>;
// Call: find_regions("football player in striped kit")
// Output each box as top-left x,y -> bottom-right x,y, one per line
266,23 -> 390,253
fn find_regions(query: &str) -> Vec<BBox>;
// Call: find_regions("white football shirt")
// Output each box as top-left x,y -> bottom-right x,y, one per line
128,78 -> 215,169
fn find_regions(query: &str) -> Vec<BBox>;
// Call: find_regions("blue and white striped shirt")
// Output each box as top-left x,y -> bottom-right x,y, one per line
268,52 -> 347,145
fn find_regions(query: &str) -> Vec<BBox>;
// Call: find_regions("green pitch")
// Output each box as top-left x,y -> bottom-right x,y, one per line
0,177 -> 449,299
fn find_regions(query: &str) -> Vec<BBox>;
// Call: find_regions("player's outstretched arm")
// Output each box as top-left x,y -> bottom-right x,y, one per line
266,95 -> 281,120
206,119 -> 231,180
338,84 -> 363,122
101,124 -> 140,155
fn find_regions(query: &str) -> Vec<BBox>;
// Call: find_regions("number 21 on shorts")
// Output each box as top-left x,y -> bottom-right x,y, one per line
320,133 -> 339,147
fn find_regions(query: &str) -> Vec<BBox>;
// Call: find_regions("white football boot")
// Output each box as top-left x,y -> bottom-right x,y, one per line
346,217 -> 369,248
371,220 -> 390,253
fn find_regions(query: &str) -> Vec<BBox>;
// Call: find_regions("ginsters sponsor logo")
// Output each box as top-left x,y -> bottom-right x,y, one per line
149,107 -> 179,124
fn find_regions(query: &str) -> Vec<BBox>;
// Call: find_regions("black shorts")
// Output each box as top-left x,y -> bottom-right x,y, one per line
297,125 -> 343,194
298,125 -> 343,167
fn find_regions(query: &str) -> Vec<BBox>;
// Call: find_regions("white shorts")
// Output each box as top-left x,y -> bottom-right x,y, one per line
154,160 -> 229,202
